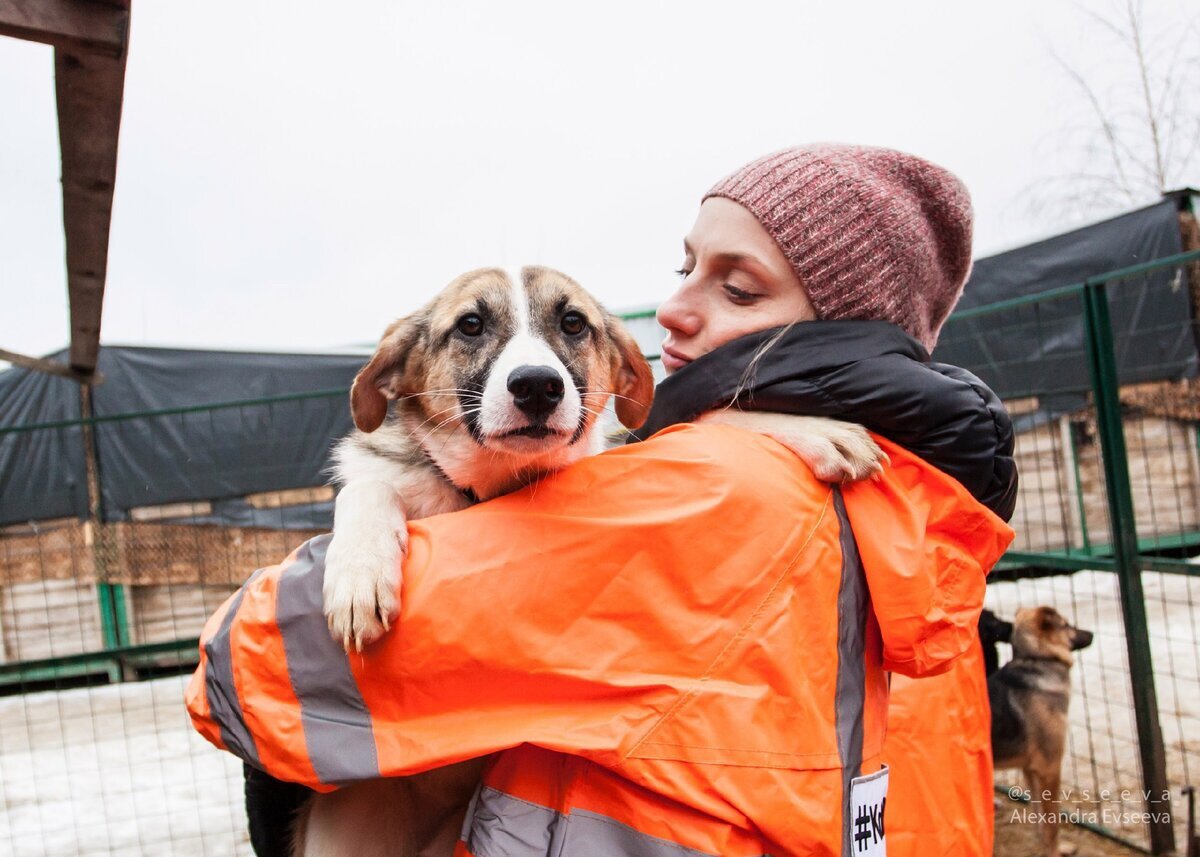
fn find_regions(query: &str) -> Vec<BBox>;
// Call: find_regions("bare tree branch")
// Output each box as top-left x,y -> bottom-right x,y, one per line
1125,0 -> 1168,192
1028,0 -> 1200,226
1049,47 -> 1135,195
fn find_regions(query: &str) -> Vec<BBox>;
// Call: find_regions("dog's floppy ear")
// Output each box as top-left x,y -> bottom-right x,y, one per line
605,316 -> 655,429
350,315 -> 425,433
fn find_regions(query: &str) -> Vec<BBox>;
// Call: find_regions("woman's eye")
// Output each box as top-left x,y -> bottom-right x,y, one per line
723,284 -> 760,304
456,314 -> 484,336
675,267 -> 692,279
560,311 -> 587,336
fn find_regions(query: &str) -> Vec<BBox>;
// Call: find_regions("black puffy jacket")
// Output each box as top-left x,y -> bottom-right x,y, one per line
633,320 -> 1017,522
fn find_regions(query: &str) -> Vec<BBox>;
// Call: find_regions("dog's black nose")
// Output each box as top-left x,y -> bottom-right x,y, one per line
507,365 -> 565,419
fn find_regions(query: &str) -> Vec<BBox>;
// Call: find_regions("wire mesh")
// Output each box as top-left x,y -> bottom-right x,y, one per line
0,392 -> 346,856
939,254 -> 1200,852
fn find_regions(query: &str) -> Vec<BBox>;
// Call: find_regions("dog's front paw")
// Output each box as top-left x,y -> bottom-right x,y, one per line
697,411 -> 887,483
323,529 -> 406,652
786,419 -> 887,483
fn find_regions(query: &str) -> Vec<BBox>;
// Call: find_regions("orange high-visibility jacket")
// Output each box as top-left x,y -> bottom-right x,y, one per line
883,638 -> 995,857
187,423 -> 1012,856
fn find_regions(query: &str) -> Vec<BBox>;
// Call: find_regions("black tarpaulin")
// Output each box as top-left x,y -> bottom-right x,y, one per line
0,350 -> 89,524
934,199 -> 1196,422
0,346 -> 365,527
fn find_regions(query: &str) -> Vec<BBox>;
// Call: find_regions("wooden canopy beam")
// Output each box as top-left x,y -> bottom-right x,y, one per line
0,347 -> 103,383
1,0 -> 131,378
0,0 -> 127,58
57,33 -> 127,375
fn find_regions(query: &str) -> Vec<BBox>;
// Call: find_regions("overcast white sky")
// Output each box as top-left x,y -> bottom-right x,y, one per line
2,0 -> 1197,361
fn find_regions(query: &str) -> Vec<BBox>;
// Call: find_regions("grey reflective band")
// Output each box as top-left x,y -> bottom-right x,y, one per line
204,572 -> 261,769
464,785 -> 768,857
832,487 -> 868,857
275,533 -> 380,784
463,785 -> 562,857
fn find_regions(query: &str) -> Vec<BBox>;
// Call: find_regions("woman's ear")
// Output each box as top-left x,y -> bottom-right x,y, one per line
606,317 -> 655,429
350,315 -> 425,433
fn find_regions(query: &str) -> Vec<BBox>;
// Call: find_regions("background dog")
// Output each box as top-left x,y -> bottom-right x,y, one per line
289,265 -> 884,857
990,605 -> 1094,857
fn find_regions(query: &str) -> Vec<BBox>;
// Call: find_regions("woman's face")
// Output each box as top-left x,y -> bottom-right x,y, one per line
656,197 -> 816,374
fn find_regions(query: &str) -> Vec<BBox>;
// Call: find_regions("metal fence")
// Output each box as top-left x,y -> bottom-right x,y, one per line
0,253 -> 1198,855
0,391 -> 348,856
937,248 -> 1200,855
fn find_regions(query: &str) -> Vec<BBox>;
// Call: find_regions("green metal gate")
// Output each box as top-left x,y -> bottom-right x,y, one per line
938,247 -> 1200,854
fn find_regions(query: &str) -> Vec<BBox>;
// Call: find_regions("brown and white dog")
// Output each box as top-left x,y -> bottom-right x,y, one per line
298,265 -> 884,857
990,606 -> 1094,857
322,265 -> 655,652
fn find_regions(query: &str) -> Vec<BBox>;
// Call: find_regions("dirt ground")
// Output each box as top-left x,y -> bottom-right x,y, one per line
995,802 -> 1147,856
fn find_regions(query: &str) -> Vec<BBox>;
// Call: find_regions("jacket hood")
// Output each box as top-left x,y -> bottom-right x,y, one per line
634,320 -> 1017,521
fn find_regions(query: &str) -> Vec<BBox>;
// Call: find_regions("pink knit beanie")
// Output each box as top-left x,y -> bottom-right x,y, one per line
704,144 -> 974,352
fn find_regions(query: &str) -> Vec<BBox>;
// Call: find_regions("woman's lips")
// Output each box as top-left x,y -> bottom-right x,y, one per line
660,344 -> 692,372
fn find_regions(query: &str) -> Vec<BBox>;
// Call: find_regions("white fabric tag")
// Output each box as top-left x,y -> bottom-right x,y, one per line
848,764 -> 889,856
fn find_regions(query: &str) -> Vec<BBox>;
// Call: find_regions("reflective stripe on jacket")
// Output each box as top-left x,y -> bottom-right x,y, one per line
187,423 -> 1013,856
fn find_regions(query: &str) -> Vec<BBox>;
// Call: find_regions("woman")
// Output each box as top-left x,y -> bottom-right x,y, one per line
190,144 -> 1016,856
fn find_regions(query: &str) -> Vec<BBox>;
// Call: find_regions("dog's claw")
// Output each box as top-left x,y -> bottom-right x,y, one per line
806,428 -> 887,483
323,531 -> 404,652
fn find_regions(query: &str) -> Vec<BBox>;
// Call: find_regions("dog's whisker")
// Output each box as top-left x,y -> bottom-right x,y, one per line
583,389 -> 644,406
415,409 -> 483,447
432,420 -> 470,462
414,415 -> 463,446
407,400 -> 485,432
397,388 -> 483,400
405,406 -> 469,439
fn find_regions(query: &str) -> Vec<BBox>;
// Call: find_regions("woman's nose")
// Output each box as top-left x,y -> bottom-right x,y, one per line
656,284 -> 701,338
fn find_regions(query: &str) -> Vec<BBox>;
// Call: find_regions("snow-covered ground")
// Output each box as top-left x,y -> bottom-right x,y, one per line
0,569 -> 1195,855
0,674 -> 250,856
987,569 -> 1200,851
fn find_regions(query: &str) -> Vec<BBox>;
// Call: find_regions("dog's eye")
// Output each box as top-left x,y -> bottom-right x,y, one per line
560,312 -> 586,336
457,314 -> 484,337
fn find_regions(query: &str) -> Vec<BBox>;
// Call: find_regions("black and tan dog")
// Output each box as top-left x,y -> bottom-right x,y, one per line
990,606 -> 1094,857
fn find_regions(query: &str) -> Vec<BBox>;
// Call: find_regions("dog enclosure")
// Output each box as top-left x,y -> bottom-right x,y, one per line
2,209 -> 1199,855
935,237 -> 1200,855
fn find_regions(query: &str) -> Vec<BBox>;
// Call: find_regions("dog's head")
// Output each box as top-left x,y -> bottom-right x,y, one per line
350,266 -> 654,488
1010,606 -> 1094,667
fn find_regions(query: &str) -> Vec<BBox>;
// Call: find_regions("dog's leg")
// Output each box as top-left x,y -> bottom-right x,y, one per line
696,411 -> 887,482
1024,765 -> 1064,857
324,479 -> 408,651
1037,763 -> 1067,856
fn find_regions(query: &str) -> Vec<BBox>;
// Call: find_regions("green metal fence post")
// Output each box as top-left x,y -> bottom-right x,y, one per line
1082,278 -> 1175,855
79,383 -> 130,678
